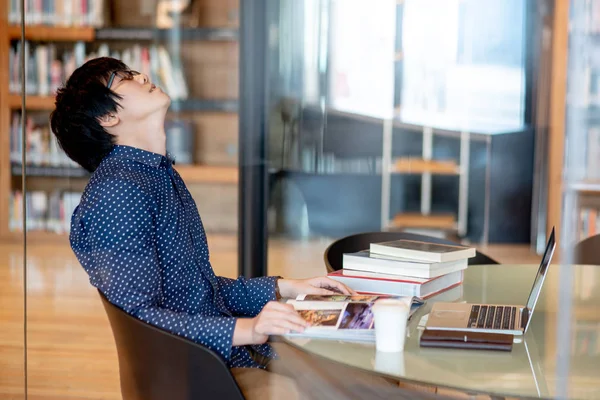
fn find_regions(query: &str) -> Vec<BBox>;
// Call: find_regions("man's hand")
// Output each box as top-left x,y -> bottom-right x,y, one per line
233,301 -> 309,346
277,276 -> 357,299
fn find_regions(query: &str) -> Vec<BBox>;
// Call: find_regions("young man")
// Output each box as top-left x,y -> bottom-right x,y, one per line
51,58 -> 429,400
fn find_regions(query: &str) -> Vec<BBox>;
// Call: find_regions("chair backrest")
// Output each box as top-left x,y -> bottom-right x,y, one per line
324,231 -> 499,273
573,234 -> 600,265
98,291 -> 245,400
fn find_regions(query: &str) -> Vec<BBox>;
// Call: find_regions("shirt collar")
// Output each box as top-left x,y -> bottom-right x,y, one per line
107,145 -> 175,168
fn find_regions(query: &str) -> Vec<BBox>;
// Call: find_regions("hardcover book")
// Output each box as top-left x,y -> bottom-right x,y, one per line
369,240 -> 476,263
343,250 -> 468,278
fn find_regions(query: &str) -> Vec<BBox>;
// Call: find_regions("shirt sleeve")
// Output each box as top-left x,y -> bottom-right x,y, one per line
216,275 -> 279,317
74,178 -> 237,362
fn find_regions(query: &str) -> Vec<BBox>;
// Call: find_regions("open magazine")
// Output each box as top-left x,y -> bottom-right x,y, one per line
283,294 -> 425,342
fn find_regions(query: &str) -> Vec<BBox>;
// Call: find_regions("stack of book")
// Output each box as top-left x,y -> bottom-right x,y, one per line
328,239 -> 475,298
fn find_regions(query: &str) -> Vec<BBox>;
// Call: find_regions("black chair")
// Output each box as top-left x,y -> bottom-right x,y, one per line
573,234 -> 600,265
98,291 -> 245,400
324,231 -> 499,273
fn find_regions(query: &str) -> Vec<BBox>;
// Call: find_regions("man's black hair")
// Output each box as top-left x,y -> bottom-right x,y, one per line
50,57 -> 130,172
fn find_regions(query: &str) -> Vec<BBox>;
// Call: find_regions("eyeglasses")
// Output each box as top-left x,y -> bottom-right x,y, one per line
106,70 -> 141,90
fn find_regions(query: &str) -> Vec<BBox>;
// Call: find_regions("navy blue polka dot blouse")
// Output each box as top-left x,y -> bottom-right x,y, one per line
70,145 -> 278,369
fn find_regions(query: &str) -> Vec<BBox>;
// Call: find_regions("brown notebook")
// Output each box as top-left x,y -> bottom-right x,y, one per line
419,329 -> 513,351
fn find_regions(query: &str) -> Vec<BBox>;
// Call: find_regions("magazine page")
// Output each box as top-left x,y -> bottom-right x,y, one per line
294,294 -> 384,302
289,302 -> 375,332
287,294 -> 425,332
291,294 -> 425,312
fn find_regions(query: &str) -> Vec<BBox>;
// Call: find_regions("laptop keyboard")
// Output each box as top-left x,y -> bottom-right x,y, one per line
467,305 -> 517,330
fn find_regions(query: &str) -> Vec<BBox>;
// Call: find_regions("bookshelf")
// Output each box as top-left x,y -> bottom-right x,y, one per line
8,94 -> 238,113
95,27 -> 238,41
173,165 -> 238,184
381,123 -> 475,238
378,0 -> 533,244
8,94 -> 55,110
392,158 -> 460,175
0,0 -> 241,242
7,25 -> 95,41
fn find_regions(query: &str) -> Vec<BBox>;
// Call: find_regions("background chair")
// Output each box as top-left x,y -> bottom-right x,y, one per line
99,291 -> 245,400
324,231 -> 499,273
573,234 -> 600,265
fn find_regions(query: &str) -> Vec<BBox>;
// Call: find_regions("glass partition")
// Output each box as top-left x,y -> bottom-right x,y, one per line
1,0 -> 25,398
557,0 -> 600,398
8,0 -> 241,397
264,0 -> 534,282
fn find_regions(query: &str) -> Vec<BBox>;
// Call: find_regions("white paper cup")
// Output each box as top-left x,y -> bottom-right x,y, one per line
374,350 -> 406,376
372,298 -> 410,352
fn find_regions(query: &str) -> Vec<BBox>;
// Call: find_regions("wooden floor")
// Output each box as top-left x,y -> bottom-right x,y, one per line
0,234 -> 541,400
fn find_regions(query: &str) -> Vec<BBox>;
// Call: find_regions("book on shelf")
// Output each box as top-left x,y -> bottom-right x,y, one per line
283,294 -> 424,342
578,207 -> 600,241
327,269 -> 464,299
10,111 -> 79,168
8,0 -> 107,27
369,239 -> 476,263
342,250 -> 468,279
10,190 -> 81,234
9,41 -> 189,101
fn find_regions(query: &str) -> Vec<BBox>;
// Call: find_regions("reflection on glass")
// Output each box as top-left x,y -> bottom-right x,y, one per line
327,0 -> 396,119
266,0 -> 531,248
2,0 -> 26,399
558,0 -> 600,399
400,0 -> 526,132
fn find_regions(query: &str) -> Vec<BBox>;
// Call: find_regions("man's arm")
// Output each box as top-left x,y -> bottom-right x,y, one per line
215,275 -> 280,317
76,179 -> 245,361
216,275 -> 358,317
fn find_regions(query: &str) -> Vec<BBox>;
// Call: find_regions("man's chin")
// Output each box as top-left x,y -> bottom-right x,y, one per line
160,95 -> 172,109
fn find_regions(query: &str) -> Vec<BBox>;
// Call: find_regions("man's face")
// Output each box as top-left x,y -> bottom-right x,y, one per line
107,70 -> 171,122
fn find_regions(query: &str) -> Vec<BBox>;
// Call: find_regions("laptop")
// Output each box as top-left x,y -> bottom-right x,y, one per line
425,227 -> 556,336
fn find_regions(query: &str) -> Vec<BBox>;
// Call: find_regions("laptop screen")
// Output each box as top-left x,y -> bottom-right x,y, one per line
524,228 -> 556,330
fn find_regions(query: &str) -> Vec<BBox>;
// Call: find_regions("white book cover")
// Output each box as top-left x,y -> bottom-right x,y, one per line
97,44 -> 110,58
343,250 -> 468,278
369,239 -> 476,263
36,45 -> 49,96
157,47 -> 176,98
343,261 -> 468,280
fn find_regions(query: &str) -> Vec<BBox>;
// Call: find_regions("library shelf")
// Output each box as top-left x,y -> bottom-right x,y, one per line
8,25 -> 95,42
9,94 -> 237,113
10,164 -> 238,184
175,164 -> 238,184
8,95 -> 55,110
389,212 -> 457,230
392,157 -> 460,175
95,27 -> 238,41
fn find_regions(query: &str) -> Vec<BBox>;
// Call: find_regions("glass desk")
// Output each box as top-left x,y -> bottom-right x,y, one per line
283,264 -> 600,399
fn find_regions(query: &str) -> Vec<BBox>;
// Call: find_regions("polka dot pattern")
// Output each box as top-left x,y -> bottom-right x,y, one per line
70,145 -> 278,368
